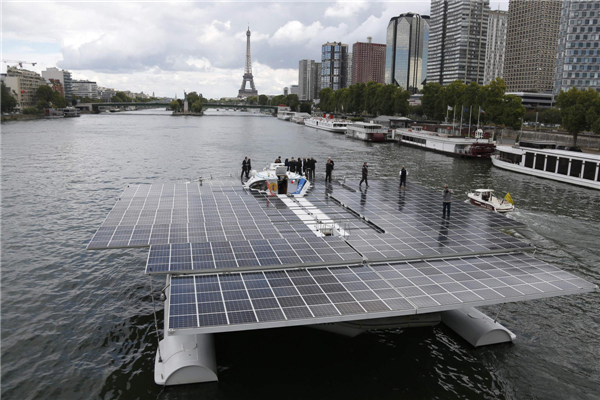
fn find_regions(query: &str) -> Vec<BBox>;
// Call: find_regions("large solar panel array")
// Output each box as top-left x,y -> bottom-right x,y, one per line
146,236 -> 362,274
168,252 -> 596,332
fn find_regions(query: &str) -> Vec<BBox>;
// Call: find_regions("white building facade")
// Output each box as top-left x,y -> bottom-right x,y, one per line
483,10 -> 508,85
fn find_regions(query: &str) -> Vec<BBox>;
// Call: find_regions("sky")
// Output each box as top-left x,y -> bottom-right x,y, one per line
2,0 -> 509,99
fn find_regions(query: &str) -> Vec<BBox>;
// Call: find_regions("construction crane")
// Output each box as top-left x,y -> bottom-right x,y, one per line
3,60 -> 37,68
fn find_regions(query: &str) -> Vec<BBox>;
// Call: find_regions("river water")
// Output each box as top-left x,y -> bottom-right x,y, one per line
1,109 -> 599,400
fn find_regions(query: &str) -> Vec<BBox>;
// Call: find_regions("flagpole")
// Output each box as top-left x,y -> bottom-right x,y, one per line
468,106 -> 472,138
460,105 -> 464,137
445,106 -> 449,123
453,106 -> 456,135
477,106 -> 481,130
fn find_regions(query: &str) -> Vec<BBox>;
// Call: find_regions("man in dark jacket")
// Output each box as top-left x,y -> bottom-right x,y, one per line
297,157 -> 303,175
241,157 -> 248,179
246,159 -> 252,178
399,166 -> 407,189
325,158 -> 334,182
442,184 -> 453,219
289,157 -> 296,173
359,162 -> 369,187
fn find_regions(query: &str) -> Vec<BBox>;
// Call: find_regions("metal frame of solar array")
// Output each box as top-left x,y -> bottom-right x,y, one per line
86,180 -> 596,334
168,251 -> 596,333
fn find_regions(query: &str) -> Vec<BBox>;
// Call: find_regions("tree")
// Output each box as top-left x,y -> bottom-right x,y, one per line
51,91 -> 67,108
318,88 -> 334,113
258,95 -> 268,105
1,82 -> 17,112
394,87 -> 410,116
288,94 -> 299,111
421,82 -> 444,120
409,105 -> 423,117
556,87 -> 600,145
36,100 -> 49,110
187,91 -> 200,105
333,88 -> 350,113
36,85 -> 55,102
376,84 -> 396,116
482,78 -> 507,134
540,108 -> 561,125
348,82 -> 365,114
191,100 -> 203,113
364,81 -> 381,115
299,102 -> 312,113
169,100 -> 179,111
502,95 -> 525,130
246,96 -> 258,105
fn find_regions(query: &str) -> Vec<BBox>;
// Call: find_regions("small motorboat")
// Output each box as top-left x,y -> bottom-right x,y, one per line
467,189 -> 514,213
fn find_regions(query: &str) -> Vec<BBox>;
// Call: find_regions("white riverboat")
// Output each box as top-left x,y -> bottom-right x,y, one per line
304,116 -> 349,133
277,110 -> 295,121
492,142 -> 600,190
467,189 -> 514,213
291,112 -> 311,124
345,121 -> 388,142
394,127 -> 496,158
63,107 -> 81,117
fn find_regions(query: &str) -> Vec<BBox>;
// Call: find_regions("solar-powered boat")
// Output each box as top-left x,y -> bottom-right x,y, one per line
87,177 -> 596,386
243,162 -> 311,196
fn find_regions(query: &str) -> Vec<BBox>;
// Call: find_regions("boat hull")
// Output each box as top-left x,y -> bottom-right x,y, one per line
469,198 -> 513,213
400,140 -> 494,159
304,120 -> 347,133
346,131 -> 386,142
491,156 -> 600,190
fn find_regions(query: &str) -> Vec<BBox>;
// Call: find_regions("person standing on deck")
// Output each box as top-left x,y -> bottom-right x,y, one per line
246,159 -> 252,179
289,157 -> 296,173
442,184 -> 453,219
399,166 -> 407,189
325,158 -> 334,182
284,158 -> 290,171
359,162 -> 369,187
297,157 -> 303,176
241,157 -> 248,179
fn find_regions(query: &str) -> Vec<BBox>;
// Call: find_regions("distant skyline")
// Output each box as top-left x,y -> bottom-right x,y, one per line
2,1 -> 509,99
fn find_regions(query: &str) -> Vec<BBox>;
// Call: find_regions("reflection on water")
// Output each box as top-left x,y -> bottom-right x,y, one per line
1,109 -> 598,400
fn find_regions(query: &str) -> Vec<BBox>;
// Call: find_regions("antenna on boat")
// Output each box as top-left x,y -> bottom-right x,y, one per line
147,270 -> 163,363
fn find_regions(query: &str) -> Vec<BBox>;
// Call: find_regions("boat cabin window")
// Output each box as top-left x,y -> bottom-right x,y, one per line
546,156 -> 557,172
520,140 -> 557,149
583,161 -> 597,180
535,154 -> 545,170
525,152 -> 535,168
570,159 -> 583,178
249,180 -> 268,191
557,157 -> 570,175
499,151 -> 522,164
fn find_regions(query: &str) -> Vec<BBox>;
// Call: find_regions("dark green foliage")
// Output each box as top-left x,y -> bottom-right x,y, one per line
299,102 -> 312,113
258,95 -> 268,105
1,82 -> 17,112
556,87 -> 600,146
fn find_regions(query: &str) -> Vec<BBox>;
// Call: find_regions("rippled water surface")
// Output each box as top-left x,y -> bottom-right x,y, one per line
2,109 -> 599,400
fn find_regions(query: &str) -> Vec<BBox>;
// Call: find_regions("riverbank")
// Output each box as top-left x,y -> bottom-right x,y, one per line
1,114 -> 44,123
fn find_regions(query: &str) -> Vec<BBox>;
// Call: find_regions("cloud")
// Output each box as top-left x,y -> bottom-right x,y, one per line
324,1 -> 371,18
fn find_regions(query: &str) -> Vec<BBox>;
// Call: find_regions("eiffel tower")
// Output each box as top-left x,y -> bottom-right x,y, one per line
238,26 -> 258,98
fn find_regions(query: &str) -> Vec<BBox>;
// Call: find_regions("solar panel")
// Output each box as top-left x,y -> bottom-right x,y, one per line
146,236 -> 363,274
167,252 -> 596,332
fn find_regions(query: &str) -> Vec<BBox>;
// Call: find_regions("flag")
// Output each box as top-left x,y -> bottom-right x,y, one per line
463,107 -> 468,113
447,106 -> 453,111
504,192 -> 514,205
479,107 -> 486,114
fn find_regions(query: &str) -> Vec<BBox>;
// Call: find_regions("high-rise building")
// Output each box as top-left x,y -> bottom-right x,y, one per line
483,10 -> 508,85
347,53 -> 353,86
41,67 -> 73,102
72,80 -> 98,99
352,37 -> 386,85
321,42 -> 349,91
298,60 -> 321,100
5,66 -> 48,109
290,85 -> 299,96
385,13 -> 430,92
504,0 -> 561,92
427,0 -> 489,86
554,0 -> 600,95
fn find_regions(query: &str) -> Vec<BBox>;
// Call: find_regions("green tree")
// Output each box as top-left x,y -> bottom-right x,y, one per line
502,95 -> 525,130
556,87 -> 600,145
394,87 -> 410,116
364,81 -> 381,115
36,85 -> 55,102
482,78 -> 507,133
443,80 -> 467,116
348,82 -> 365,114
376,84 -> 396,116
191,100 -> 203,113
318,88 -> 334,113
258,94 -> 268,105
1,82 -> 17,112
421,82 -> 444,120
187,91 -> 200,105
409,105 -> 423,117
288,94 -> 299,111
169,100 -> 179,111
299,102 -> 312,113
333,88 -> 350,113
23,107 -> 39,114
36,100 -> 49,110
51,91 -> 67,108
246,96 -> 258,105
540,108 -> 562,125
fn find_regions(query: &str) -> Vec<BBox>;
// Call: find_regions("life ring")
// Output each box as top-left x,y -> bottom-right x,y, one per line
269,182 -> 277,192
